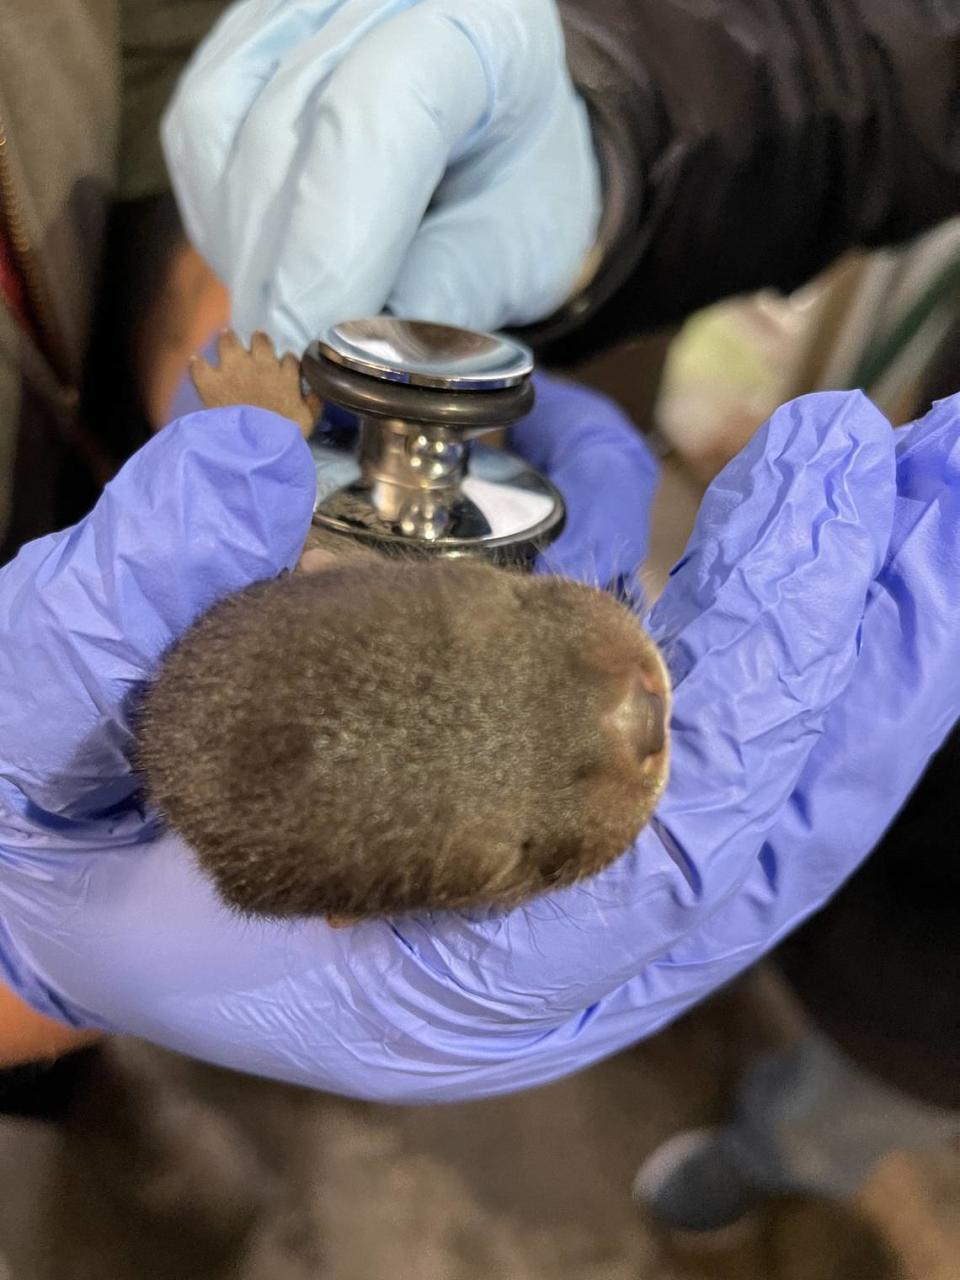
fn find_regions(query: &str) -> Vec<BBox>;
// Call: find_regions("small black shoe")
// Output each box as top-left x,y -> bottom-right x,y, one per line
632,1127 -> 764,1232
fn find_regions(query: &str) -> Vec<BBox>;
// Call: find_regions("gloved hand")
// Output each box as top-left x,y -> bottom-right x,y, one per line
0,383 -> 956,1104
617,395 -> 960,1031
160,0 -> 601,352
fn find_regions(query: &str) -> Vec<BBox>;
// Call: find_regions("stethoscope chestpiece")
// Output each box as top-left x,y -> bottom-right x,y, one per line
301,318 -> 565,568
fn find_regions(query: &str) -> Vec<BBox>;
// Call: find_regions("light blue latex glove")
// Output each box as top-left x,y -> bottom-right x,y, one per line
160,0 -> 601,352
0,383 -> 955,1104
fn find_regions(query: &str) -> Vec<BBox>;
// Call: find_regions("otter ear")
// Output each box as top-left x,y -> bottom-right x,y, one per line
441,821 -> 527,904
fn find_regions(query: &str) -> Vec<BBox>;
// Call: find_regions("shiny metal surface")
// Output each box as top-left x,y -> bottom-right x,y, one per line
302,344 -> 534,426
316,318 -> 534,390
355,419 -> 468,537
310,439 -> 565,565
305,317 -> 562,565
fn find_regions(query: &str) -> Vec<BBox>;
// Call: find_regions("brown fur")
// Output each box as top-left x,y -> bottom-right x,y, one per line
134,334 -> 670,921
189,329 -> 321,438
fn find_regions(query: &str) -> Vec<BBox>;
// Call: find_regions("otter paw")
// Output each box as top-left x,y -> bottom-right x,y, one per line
190,330 -> 321,438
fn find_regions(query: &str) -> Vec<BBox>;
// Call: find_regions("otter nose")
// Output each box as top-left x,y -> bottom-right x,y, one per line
608,679 -> 666,761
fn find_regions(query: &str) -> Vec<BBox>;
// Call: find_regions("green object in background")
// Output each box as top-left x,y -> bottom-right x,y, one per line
849,254 -> 960,394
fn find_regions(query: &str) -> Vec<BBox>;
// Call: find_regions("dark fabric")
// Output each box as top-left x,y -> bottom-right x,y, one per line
0,194 -> 185,566
0,1048 -> 102,1124
0,380 -> 100,566
80,192 -> 186,464
525,0 -> 960,365
0,225 -> 40,343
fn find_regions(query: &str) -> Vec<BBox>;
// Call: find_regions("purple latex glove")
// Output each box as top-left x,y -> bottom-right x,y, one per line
516,374 -> 657,591
0,381 -> 953,1104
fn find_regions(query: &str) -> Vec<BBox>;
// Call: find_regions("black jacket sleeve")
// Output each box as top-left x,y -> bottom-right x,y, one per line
525,0 -> 960,364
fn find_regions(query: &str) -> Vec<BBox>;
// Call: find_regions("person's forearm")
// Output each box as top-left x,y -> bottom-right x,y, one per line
0,980 -> 103,1067
528,0 -> 960,363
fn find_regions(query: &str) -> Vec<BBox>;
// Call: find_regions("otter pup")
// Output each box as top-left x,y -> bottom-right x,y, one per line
136,332 -> 670,923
